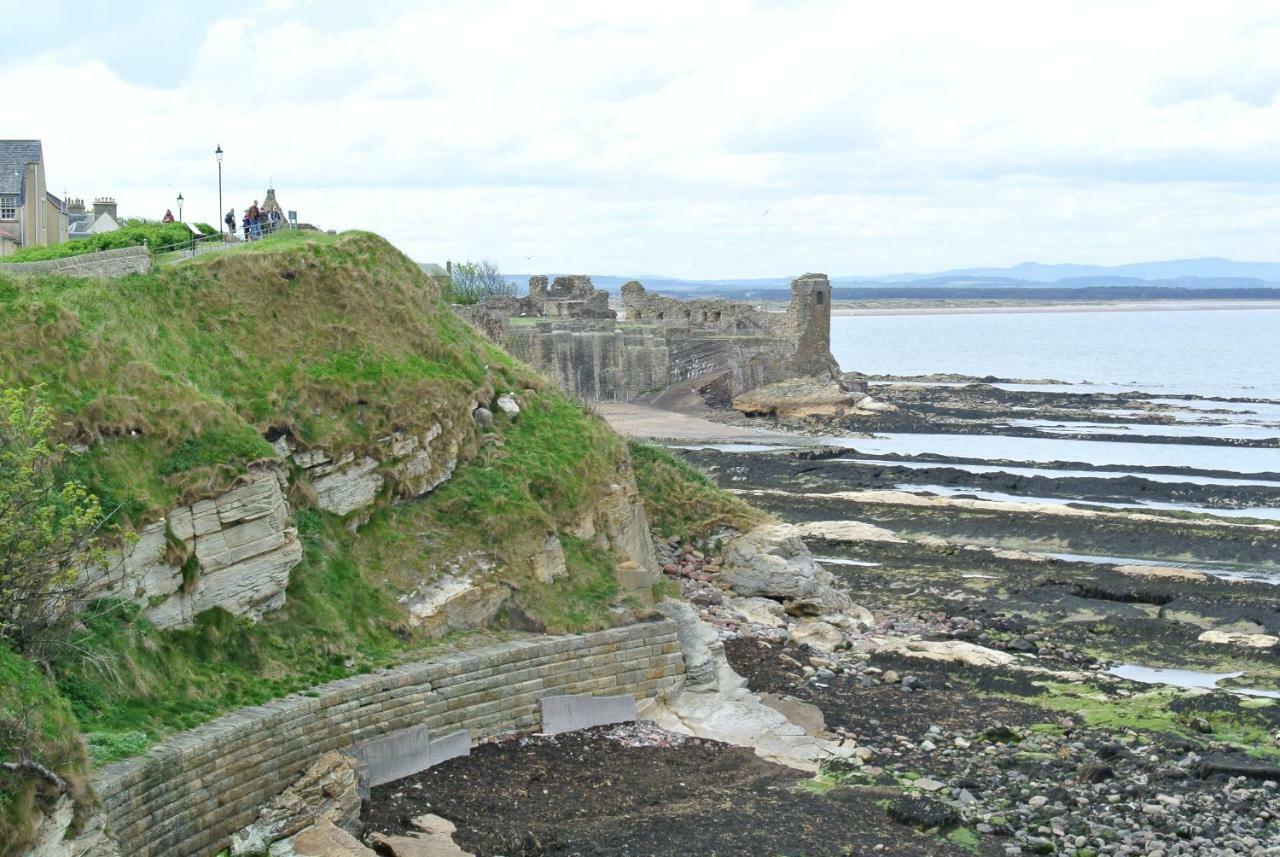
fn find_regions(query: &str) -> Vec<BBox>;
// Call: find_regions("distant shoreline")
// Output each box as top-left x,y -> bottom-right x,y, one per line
829,299 -> 1280,317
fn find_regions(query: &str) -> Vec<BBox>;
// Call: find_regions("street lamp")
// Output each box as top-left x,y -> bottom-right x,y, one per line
215,144 -> 224,235
176,193 -> 184,223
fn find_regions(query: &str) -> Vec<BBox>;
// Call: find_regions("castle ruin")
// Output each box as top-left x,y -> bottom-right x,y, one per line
459,273 -> 837,402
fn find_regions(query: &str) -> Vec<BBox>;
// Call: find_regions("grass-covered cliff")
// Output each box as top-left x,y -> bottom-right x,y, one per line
0,231 -> 752,853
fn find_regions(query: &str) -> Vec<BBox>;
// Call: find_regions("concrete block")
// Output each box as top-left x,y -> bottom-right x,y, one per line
353,726 -> 471,787
539,693 -> 637,735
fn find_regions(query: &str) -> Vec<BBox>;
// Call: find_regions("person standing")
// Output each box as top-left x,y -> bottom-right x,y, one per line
225,209 -> 236,237
248,200 -> 262,240
162,209 -> 175,223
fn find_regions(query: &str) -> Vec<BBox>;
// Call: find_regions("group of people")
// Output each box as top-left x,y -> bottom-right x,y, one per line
223,200 -> 282,241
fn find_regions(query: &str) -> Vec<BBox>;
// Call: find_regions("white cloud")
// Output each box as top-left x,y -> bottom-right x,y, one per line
6,0 -> 1280,276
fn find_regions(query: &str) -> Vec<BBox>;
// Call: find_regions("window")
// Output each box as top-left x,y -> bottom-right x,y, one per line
816,291 -> 824,305
0,196 -> 16,220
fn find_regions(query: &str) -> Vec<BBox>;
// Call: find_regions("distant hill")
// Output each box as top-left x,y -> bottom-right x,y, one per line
499,257 -> 1280,297
855,257 -> 1280,284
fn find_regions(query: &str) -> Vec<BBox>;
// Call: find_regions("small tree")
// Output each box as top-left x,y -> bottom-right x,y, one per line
447,259 -> 516,305
0,387 -> 108,663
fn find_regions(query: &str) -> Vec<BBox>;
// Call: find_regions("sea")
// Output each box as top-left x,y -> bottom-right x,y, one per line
831,307 -> 1280,400
820,306 -> 1280,583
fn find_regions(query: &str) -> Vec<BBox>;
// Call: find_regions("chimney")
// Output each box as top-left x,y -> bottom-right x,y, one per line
67,198 -> 86,215
93,197 -> 117,219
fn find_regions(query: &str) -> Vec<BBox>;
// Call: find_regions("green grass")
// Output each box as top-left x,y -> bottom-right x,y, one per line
628,441 -> 766,539
0,220 -> 215,264
0,230 -> 521,524
0,225 -> 741,853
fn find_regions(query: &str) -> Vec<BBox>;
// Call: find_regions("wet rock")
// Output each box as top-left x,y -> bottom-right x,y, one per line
886,794 -> 958,832
1197,752 -> 1280,781
1077,761 -> 1115,783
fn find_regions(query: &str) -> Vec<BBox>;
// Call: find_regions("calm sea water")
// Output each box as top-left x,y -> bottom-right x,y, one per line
830,308 -> 1280,399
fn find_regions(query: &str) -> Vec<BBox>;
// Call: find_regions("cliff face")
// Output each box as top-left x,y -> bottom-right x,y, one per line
0,232 -> 671,851
10,233 -> 662,636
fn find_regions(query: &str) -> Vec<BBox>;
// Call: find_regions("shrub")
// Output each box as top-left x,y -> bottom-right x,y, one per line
446,259 -> 515,305
0,386 -> 110,662
0,220 -> 207,264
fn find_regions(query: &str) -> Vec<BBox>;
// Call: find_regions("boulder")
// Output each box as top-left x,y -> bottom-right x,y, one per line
268,819 -> 375,857
720,525 -> 853,615
231,752 -> 365,855
732,377 -> 896,419
471,406 -> 493,427
1198,629 -> 1279,648
495,394 -> 521,418
789,619 -> 845,652
790,519 -> 905,544
760,693 -> 826,736
874,639 -> 1016,668
531,535 -> 568,584
725,596 -> 787,628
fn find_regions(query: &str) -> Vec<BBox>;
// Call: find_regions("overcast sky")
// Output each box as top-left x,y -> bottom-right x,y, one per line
5,0 -> 1280,277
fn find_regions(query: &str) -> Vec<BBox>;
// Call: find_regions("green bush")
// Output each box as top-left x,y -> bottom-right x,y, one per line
0,220 -> 211,264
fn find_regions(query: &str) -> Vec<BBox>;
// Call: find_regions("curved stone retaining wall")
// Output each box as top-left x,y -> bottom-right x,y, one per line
92,620 -> 683,857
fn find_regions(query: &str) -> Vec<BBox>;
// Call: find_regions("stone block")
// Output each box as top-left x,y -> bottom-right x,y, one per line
538,693 -> 636,735
352,727 -> 471,788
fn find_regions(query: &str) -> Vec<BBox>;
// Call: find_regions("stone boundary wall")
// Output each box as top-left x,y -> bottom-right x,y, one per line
92,620 -> 684,857
0,245 -> 150,277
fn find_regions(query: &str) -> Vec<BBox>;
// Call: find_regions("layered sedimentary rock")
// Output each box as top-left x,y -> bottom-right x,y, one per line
87,467 -> 303,630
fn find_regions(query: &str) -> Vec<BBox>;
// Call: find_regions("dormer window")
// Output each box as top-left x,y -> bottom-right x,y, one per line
0,196 -> 16,220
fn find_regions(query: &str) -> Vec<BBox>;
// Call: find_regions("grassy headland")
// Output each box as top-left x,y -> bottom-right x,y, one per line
0,229 -> 748,854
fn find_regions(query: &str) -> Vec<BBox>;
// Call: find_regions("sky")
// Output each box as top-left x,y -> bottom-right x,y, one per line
4,0 -> 1280,278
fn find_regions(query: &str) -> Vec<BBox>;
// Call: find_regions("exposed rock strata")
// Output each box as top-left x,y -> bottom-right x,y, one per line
86,466 -> 303,630
641,600 -> 852,771
230,751 -> 365,856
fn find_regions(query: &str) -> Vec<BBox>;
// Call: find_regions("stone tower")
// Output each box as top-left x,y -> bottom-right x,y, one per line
787,272 -> 837,377
261,187 -> 285,219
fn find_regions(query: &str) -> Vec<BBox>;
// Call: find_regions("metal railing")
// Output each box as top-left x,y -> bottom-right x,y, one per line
150,217 -> 293,259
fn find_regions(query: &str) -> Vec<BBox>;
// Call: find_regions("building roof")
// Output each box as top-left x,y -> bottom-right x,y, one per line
0,140 -> 43,197
0,225 -> 18,243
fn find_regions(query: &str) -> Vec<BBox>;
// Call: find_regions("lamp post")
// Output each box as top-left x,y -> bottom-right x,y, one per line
176,193 -> 184,223
215,144 -> 224,235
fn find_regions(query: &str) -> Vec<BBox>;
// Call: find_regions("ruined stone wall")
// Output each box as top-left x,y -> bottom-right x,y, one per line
500,321 -> 672,402
619,281 -> 784,335
92,621 -> 685,857
0,245 -> 151,277
457,273 -> 837,403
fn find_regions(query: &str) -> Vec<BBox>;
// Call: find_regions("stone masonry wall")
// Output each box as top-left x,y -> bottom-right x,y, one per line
0,245 -> 151,277
93,621 -> 684,857
459,274 -> 837,403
